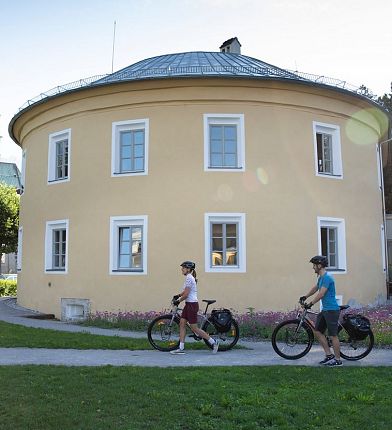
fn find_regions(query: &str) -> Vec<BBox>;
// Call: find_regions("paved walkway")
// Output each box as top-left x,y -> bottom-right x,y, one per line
0,298 -> 390,367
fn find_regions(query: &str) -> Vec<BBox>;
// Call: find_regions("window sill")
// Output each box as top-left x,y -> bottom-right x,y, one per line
45,269 -> 67,274
47,178 -> 70,185
206,167 -> 245,172
316,173 -> 343,180
112,171 -> 147,177
110,269 -> 147,276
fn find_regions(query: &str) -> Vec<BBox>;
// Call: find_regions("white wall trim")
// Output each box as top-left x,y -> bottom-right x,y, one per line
313,121 -> 343,180
47,129 -> 71,185
109,215 -> 148,275
317,216 -> 346,274
111,119 -> 149,177
203,114 -> 245,172
381,224 -> 387,273
44,219 -> 69,274
204,212 -> 246,273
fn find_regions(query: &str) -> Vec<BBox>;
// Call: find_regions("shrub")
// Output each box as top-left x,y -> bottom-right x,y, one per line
0,280 -> 17,297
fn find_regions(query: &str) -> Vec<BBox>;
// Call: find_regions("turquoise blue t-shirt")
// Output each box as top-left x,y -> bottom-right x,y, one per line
317,273 -> 339,311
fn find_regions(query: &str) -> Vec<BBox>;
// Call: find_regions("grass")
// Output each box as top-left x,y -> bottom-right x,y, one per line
0,366 -> 390,430
0,320 -> 212,350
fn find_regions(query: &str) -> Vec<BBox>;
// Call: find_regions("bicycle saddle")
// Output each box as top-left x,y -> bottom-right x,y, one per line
202,299 -> 216,305
339,305 -> 350,310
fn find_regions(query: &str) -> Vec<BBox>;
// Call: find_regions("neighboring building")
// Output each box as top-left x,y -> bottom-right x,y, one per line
8,39 -> 391,320
0,162 -> 21,275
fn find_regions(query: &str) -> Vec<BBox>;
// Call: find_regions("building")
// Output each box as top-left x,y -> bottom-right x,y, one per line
9,39 -> 391,320
0,162 -> 22,275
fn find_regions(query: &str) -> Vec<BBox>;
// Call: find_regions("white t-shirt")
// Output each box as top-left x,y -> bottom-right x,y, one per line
183,273 -> 198,302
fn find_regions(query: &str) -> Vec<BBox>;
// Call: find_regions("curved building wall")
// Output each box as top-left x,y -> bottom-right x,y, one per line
13,78 -> 388,316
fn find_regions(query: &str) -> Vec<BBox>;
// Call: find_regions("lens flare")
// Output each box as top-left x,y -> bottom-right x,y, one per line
346,108 -> 389,146
242,171 -> 259,192
256,167 -> 269,185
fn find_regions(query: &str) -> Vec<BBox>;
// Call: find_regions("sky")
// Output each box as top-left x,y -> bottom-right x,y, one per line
1,0 -> 392,168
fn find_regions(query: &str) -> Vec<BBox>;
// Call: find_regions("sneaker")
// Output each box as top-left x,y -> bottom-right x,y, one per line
170,348 -> 185,355
212,340 -> 219,354
326,359 -> 343,367
319,354 -> 335,365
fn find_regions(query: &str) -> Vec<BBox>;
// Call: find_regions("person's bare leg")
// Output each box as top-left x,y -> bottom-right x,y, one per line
179,318 -> 187,343
330,336 -> 341,360
314,330 -> 332,355
190,324 -> 212,341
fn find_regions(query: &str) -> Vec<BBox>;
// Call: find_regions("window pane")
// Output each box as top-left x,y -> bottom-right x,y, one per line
120,131 -> 131,146
224,140 -> 237,154
119,255 -> 129,268
224,126 -> 236,140
329,254 -> 336,267
210,125 -> 222,140
132,227 -> 142,241
321,227 -> 328,256
134,158 -> 144,171
121,145 -> 132,158
121,159 -> 132,172
226,251 -> 237,266
212,252 -> 223,266
210,153 -> 223,167
61,242 -> 66,255
226,224 -> 237,237
134,130 -> 144,145
134,144 -> 144,158
224,154 -> 237,167
226,238 -> 237,250
120,241 -> 130,254
210,139 -> 223,153
54,255 -> 60,268
212,238 -> 223,251
120,228 -> 130,241
132,254 -> 142,268
212,224 -> 223,237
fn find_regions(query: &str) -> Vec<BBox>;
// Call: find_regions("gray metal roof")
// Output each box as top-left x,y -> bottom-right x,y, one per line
0,162 -> 21,189
94,52 -> 303,84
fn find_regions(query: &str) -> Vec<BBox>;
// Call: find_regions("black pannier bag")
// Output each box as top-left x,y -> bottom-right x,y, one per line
210,308 -> 233,333
342,313 -> 371,340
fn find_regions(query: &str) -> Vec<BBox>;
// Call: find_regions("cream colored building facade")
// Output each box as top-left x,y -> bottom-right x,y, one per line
9,50 -> 390,319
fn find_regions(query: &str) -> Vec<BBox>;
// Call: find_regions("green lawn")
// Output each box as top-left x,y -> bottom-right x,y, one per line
0,320 -> 244,350
0,366 -> 390,430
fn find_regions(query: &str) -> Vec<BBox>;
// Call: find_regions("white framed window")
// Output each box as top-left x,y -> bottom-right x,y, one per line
48,129 -> 71,184
317,217 -> 346,273
45,219 -> 69,274
203,114 -> 245,171
17,227 -> 23,272
313,122 -> 342,179
205,213 -> 246,273
109,216 -> 148,275
112,119 -> 149,177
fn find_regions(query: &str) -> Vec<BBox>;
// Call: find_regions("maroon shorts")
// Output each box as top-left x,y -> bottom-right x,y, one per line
181,302 -> 199,324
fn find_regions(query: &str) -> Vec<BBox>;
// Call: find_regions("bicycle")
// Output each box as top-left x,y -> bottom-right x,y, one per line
271,302 -> 374,361
147,299 -> 240,352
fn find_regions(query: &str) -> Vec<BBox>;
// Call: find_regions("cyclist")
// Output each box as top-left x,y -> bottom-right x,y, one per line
170,261 -> 219,355
300,255 -> 343,367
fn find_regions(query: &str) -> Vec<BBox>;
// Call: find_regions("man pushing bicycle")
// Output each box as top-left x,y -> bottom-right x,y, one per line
300,256 -> 343,367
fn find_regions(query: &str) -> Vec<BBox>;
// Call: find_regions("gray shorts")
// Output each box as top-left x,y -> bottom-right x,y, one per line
315,310 -> 340,336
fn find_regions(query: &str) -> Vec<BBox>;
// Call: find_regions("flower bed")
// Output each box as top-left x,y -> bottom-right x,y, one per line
0,280 -> 17,297
82,304 -> 392,346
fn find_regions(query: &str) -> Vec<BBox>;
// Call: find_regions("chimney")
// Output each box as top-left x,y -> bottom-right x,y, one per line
219,37 -> 241,54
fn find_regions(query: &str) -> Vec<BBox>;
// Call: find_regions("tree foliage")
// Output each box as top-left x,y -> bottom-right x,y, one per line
377,83 -> 392,113
0,183 -> 20,254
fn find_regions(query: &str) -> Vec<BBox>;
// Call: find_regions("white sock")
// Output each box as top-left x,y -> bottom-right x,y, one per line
179,342 -> 185,350
207,338 -> 215,345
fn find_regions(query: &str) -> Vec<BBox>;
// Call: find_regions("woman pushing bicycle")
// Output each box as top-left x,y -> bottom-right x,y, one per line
300,255 -> 342,367
170,261 -> 219,355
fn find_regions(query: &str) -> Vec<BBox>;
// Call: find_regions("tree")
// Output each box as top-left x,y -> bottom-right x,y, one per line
377,83 -> 392,113
0,183 -> 20,256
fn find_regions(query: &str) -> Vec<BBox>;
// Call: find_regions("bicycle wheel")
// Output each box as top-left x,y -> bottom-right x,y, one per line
338,327 -> 374,361
271,319 -> 314,360
147,314 -> 180,352
201,319 -> 240,351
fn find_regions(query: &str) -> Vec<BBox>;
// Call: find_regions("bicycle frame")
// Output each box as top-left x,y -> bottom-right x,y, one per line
168,301 -> 214,338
